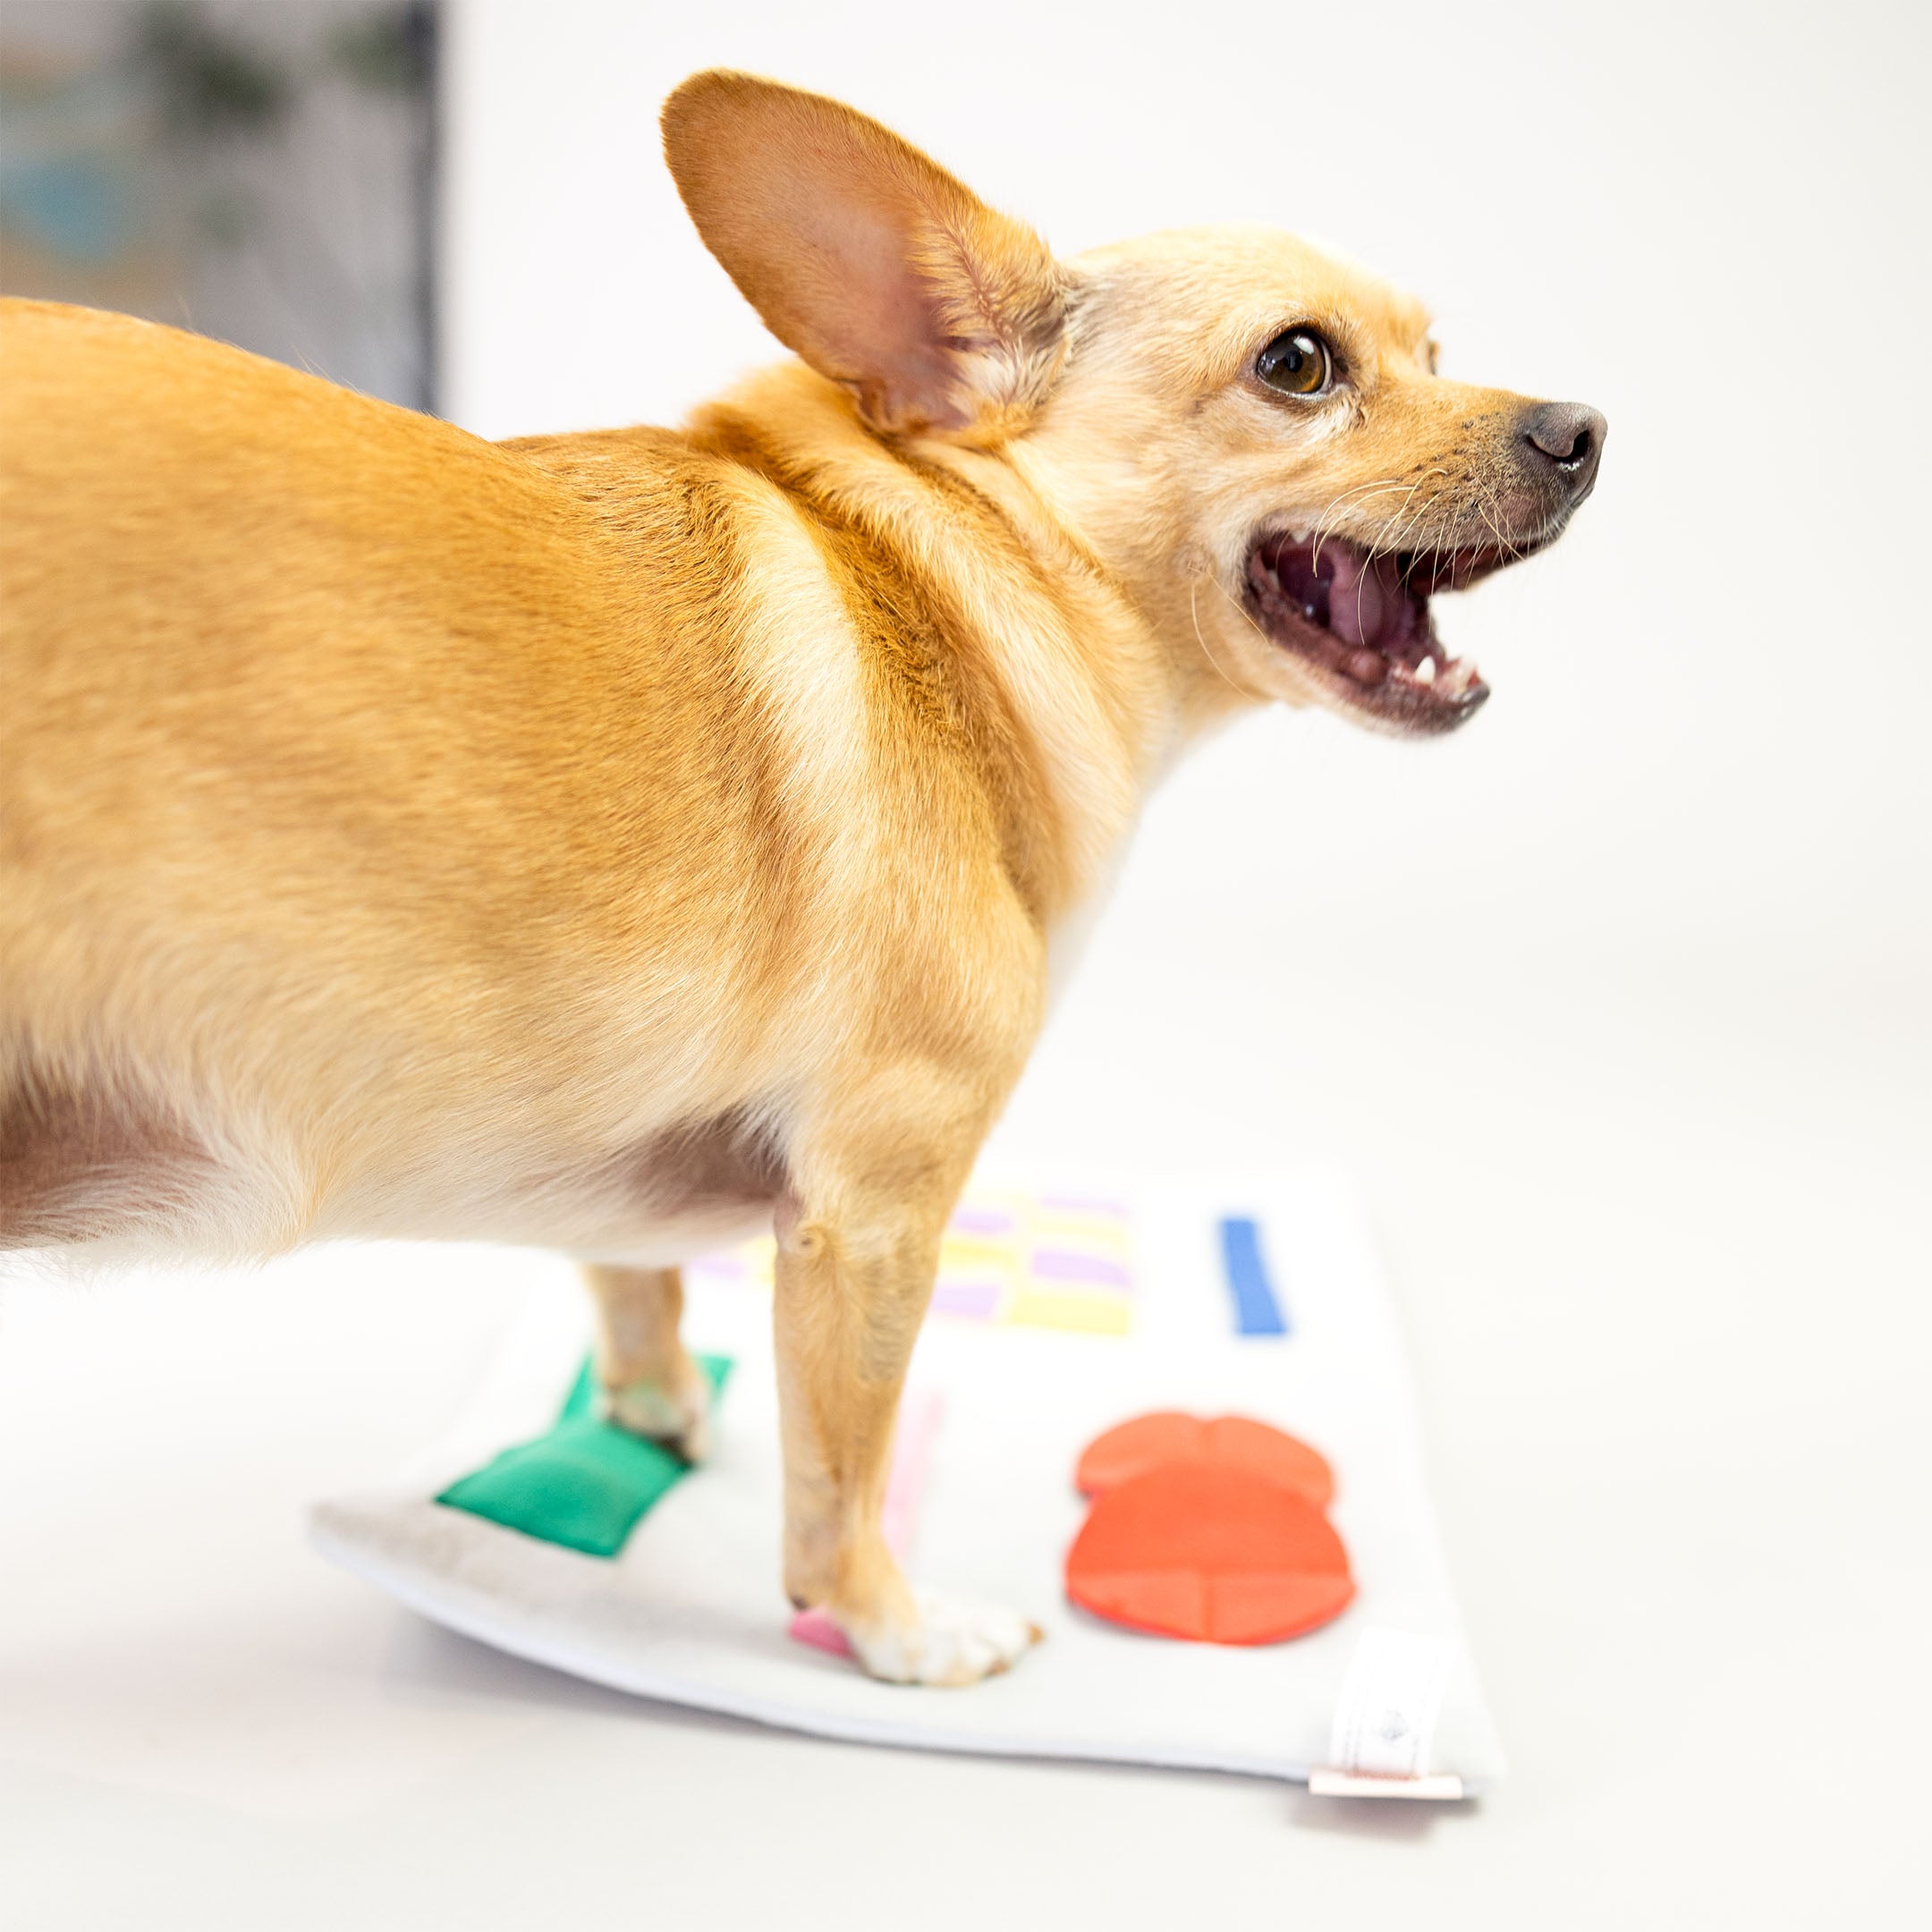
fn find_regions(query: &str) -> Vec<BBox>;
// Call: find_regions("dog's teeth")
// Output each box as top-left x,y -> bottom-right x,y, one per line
1415,657 -> 1436,684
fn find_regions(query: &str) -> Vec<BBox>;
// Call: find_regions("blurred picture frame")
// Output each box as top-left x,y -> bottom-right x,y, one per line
0,0 -> 439,412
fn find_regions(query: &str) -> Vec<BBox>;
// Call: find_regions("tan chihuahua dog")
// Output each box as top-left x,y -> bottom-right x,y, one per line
0,72 -> 1603,1683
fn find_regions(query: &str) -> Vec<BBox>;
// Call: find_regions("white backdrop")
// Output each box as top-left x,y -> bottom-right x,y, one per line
442,0 -> 1930,987
4,5 -> 1927,1927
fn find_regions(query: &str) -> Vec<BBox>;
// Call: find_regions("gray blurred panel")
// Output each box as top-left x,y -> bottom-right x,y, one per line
0,0 -> 439,411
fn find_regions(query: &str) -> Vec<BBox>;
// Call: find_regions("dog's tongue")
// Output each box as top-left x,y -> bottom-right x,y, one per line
1272,542 -> 1403,651
1325,547 -> 1394,650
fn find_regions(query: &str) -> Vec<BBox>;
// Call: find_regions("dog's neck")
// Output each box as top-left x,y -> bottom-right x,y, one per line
682,362 -> 1245,932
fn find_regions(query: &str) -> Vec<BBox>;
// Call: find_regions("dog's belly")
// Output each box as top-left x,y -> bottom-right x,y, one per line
0,1073 -> 232,1251
487,1103 -> 789,1264
570,1199 -> 777,1269
311,1099 -> 792,1266
1,1055 -> 790,1267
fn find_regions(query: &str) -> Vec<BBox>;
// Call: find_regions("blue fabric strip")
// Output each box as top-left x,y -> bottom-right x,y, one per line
1219,1216 -> 1288,1335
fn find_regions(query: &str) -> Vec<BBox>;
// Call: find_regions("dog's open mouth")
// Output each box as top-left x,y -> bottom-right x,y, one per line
1245,532 -> 1525,735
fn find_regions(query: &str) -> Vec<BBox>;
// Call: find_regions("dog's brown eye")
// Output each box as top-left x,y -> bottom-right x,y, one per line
1257,329 -> 1332,397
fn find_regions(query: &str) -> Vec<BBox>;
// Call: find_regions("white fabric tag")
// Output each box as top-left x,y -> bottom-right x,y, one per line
1326,1626 -> 1457,1779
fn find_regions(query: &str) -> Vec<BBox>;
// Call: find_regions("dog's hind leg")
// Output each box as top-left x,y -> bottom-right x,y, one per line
772,1086 -> 1042,1686
582,1263 -> 713,1462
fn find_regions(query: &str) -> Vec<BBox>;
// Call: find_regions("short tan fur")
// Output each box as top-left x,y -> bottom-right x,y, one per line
0,71 -> 1602,1682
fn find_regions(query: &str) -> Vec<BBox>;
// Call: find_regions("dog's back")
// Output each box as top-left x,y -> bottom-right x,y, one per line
0,301 -> 821,1256
0,69 -> 1605,1684
0,301 -> 1059,1263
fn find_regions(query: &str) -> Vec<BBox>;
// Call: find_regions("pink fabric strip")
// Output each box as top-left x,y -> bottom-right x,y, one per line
788,1388 -> 945,1658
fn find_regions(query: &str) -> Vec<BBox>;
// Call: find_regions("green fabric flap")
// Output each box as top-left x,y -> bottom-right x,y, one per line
436,1353 -> 732,1559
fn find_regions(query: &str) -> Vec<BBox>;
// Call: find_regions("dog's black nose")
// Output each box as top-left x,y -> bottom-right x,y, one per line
1521,401 -> 1606,500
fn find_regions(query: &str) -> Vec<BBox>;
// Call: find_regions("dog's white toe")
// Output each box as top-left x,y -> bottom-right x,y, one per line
847,1589 -> 1043,1687
597,1366 -> 711,1462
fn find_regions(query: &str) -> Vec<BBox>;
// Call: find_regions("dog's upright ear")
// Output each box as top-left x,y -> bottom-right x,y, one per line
662,71 -> 1065,442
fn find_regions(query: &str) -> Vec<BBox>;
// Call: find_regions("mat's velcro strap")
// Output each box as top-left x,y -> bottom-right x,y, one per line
1311,1626 -> 1462,1800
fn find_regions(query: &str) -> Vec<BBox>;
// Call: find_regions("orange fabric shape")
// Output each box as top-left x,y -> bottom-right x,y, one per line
1074,1410 -> 1335,1510
1064,1464 -> 1355,1645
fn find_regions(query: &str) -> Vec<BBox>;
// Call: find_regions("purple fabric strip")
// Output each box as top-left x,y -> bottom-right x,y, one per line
931,1279 -> 1002,1320
1028,1249 -> 1132,1288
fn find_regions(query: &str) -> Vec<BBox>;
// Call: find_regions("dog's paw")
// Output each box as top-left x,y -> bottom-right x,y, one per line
597,1360 -> 712,1462
844,1589 -> 1043,1687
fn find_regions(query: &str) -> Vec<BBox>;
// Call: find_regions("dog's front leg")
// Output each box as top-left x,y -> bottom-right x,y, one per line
583,1264 -> 713,1462
773,1113 -> 1040,1686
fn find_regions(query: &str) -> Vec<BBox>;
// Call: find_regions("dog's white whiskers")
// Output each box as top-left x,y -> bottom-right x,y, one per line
1206,570 -> 1285,655
1474,493 -> 1513,564
1188,572 -> 1261,700
1308,477 -> 1411,574
1364,468 -> 1447,568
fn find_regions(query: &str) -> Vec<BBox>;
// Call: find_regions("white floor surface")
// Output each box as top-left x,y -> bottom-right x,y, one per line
4,916 -> 1927,1930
